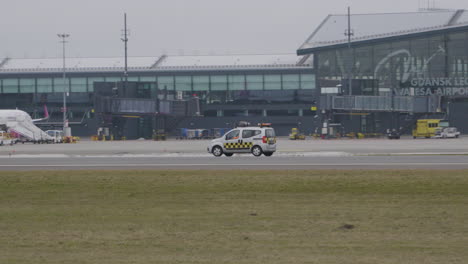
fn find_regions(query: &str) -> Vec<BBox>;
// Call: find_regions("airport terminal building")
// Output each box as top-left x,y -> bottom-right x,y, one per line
0,55 -> 315,137
1,9 -> 468,137
298,9 -> 468,135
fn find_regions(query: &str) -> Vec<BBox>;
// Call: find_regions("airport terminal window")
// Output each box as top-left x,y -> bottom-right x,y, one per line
193,76 -> 209,91
448,33 -> 468,77
336,48 -> 355,77
427,36 -> 446,78
104,77 -> 122,83
140,76 -> 157,82
37,78 -> 52,93
246,75 -> 263,90
19,78 -> 35,93
208,91 -> 227,104
354,47 -> 373,79
53,78 -> 68,93
228,75 -> 245,90
318,51 -> 336,78
373,44 -> 392,87
390,41 -> 410,83
3,79 -> 18,93
300,74 -> 315,89
264,75 -> 281,90
71,78 -> 87,93
210,75 -> 227,91
283,74 -> 300,90
175,76 -> 192,91
127,76 -> 139,82
88,77 -> 105,92
158,76 -> 175,91
409,39 -> 428,73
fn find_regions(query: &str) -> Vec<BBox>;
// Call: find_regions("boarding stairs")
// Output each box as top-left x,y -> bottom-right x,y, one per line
7,120 -> 53,142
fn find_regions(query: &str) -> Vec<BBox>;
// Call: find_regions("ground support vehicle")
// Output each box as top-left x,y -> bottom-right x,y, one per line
386,129 -> 401,139
433,127 -> 460,139
45,130 -> 64,143
207,123 -> 276,157
0,131 -> 15,146
289,128 -> 306,140
412,119 -> 448,139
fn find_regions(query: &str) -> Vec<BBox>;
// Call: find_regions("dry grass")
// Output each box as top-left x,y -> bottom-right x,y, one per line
0,170 -> 467,264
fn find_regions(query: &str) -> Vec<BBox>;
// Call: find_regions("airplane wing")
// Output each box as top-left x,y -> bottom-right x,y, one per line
32,105 -> 49,123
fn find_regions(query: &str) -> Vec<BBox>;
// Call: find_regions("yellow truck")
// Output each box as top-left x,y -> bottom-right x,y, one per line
412,119 -> 449,139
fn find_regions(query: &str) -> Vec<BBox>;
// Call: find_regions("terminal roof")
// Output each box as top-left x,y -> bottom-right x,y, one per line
0,54 -> 313,73
297,9 -> 468,55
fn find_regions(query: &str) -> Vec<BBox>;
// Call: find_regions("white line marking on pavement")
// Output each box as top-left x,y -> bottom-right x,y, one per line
1,162 -> 468,167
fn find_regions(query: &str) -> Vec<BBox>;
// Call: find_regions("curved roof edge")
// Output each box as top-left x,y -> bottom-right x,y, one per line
298,10 -> 468,55
298,23 -> 468,55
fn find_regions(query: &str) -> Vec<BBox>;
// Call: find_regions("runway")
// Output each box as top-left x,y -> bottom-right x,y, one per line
1,153 -> 468,170
1,138 -> 467,170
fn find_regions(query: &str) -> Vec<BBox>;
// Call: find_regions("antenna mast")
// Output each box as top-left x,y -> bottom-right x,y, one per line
345,6 -> 354,95
121,13 -> 129,88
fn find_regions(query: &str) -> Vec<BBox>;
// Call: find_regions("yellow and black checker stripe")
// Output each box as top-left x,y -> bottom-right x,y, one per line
224,142 -> 253,149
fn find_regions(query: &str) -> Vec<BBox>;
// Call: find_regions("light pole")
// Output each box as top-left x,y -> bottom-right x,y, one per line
57,33 -> 70,136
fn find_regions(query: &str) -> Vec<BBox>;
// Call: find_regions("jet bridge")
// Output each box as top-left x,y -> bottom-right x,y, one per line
320,95 -> 440,113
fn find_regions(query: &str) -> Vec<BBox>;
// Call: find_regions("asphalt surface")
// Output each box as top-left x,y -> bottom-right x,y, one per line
1,155 -> 468,170
0,137 -> 467,170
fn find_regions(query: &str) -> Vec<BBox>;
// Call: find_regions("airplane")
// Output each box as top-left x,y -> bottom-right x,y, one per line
0,105 -> 54,143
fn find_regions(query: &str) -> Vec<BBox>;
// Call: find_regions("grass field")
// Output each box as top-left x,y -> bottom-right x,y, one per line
0,170 -> 467,264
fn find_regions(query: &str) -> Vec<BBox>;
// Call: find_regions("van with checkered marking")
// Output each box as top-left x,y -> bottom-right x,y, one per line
207,123 -> 276,157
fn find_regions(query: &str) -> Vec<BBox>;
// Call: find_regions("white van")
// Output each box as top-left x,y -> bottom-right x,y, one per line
207,123 -> 276,157
45,130 -> 64,143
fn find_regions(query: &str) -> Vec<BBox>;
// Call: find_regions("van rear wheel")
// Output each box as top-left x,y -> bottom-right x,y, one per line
251,146 -> 263,157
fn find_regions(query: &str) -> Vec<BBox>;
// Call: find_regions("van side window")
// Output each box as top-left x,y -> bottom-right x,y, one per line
266,129 -> 275,137
242,130 -> 261,138
225,130 -> 240,140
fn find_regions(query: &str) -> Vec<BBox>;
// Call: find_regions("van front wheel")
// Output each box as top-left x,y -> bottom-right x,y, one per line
212,146 -> 223,157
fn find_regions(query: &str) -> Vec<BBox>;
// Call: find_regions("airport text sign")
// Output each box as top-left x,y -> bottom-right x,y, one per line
398,77 -> 468,96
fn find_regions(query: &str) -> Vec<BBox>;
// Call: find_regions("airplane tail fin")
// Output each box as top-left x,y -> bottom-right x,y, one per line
32,105 -> 50,123
44,105 -> 49,118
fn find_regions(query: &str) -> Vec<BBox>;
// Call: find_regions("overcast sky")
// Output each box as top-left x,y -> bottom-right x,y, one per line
1,0 -> 468,59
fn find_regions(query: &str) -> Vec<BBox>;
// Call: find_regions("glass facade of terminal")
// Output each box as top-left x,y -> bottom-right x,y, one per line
0,71 -> 315,122
311,29 -> 468,134
0,72 -> 315,104
316,30 -> 468,97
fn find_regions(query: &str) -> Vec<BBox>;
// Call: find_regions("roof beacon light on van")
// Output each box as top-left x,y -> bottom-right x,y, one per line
237,121 -> 251,127
258,123 -> 272,128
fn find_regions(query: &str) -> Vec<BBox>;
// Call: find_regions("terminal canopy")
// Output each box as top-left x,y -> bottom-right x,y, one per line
297,9 -> 468,55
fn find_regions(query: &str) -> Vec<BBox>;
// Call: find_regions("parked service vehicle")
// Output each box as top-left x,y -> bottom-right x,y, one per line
208,123 -> 276,157
433,127 -> 460,139
0,131 -> 15,146
386,129 -> 401,139
289,127 -> 306,140
412,119 -> 448,138
45,130 -> 64,143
